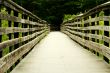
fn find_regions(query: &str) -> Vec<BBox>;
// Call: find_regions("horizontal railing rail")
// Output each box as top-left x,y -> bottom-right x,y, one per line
0,0 -> 50,73
61,1 -> 110,64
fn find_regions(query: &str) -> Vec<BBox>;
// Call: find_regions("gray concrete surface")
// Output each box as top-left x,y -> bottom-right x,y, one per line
11,32 -> 110,73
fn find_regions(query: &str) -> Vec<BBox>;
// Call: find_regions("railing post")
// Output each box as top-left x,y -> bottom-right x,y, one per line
61,1 -> 110,65
0,0 -> 49,72
95,13 -> 100,56
18,12 -> 22,62
91,14 -> 96,54
1,6 -> 9,57
88,16 -> 92,51
103,9 -> 110,63
81,17 -> 84,41
98,11 -> 104,59
99,11 -> 104,44
9,10 -> 14,55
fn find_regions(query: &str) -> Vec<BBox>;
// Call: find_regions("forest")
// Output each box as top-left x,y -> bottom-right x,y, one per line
13,0 -> 109,29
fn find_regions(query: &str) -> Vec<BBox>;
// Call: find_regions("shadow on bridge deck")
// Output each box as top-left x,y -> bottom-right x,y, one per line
11,32 -> 110,73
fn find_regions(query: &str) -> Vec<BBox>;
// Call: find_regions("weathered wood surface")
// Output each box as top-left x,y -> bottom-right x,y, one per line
66,26 -> 110,31
63,31 -> 110,60
0,31 -> 48,73
2,0 -> 43,23
0,27 -> 46,35
11,32 -> 110,73
65,16 -> 110,26
61,1 -> 110,65
0,12 -> 44,26
0,0 -> 50,73
66,29 -> 110,43
0,29 -> 47,50
63,2 -> 110,24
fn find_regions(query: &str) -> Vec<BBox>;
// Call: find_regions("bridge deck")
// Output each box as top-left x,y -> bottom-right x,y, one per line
11,32 -> 110,73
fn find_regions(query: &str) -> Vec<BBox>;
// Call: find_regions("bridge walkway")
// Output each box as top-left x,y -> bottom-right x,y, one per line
11,32 -> 110,73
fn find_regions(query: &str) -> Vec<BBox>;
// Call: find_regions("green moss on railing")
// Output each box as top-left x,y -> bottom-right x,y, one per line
1,6 -> 9,56
18,13 -> 22,37
81,17 -> 84,40
99,11 -> 104,44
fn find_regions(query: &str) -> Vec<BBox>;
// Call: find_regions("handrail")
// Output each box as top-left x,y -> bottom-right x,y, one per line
63,1 -> 110,24
61,1 -> 110,64
0,0 -> 48,24
0,0 -> 50,73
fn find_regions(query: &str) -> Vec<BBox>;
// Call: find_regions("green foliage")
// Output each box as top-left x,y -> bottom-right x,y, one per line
13,0 -> 109,27
99,11 -> 104,16
63,14 -> 76,22
80,0 -> 109,12
1,6 -> 9,56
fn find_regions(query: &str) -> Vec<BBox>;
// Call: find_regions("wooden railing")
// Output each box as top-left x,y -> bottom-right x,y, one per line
61,1 -> 110,64
0,0 -> 50,73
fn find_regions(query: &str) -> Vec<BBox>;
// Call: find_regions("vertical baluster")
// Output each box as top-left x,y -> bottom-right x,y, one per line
29,17 -> 32,41
103,9 -> 110,63
22,14 -> 28,58
81,17 -> 84,47
91,14 -> 96,54
7,7 -> 13,73
13,11 -> 19,66
18,12 -> 22,61
84,17 -> 88,49
1,6 -> 9,57
89,15 -> 92,52
99,11 -> 105,61
27,16 -> 30,43
99,11 -> 104,44
29,17 -> 32,42
86,17 -> 89,50
8,9 -> 15,72
96,12 -> 100,56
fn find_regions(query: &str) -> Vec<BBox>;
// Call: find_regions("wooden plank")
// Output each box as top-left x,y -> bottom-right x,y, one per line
64,31 -> 110,61
66,25 -> 110,32
0,12 -> 44,26
0,5 -> 10,57
65,16 -> 110,26
0,30 -> 49,73
8,10 -> 15,69
0,27 -> 44,35
0,29 -> 47,51
0,0 -> 49,72
61,1 -> 110,66
3,0 -> 42,22
3,0 -> 48,24
66,29 -> 110,44
84,16 -> 110,24
65,22 -> 81,26
62,1 -> 110,25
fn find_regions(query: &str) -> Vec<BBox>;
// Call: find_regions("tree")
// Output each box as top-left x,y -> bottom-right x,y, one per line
13,0 -> 109,30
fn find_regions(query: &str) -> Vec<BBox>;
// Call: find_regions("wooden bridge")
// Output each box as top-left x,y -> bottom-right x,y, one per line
0,0 -> 110,73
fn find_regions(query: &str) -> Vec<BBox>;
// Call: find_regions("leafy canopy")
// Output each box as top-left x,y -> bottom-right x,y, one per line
13,0 -> 109,26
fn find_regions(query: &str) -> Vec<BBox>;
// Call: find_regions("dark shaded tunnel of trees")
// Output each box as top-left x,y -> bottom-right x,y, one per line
13,0 -> 109,31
